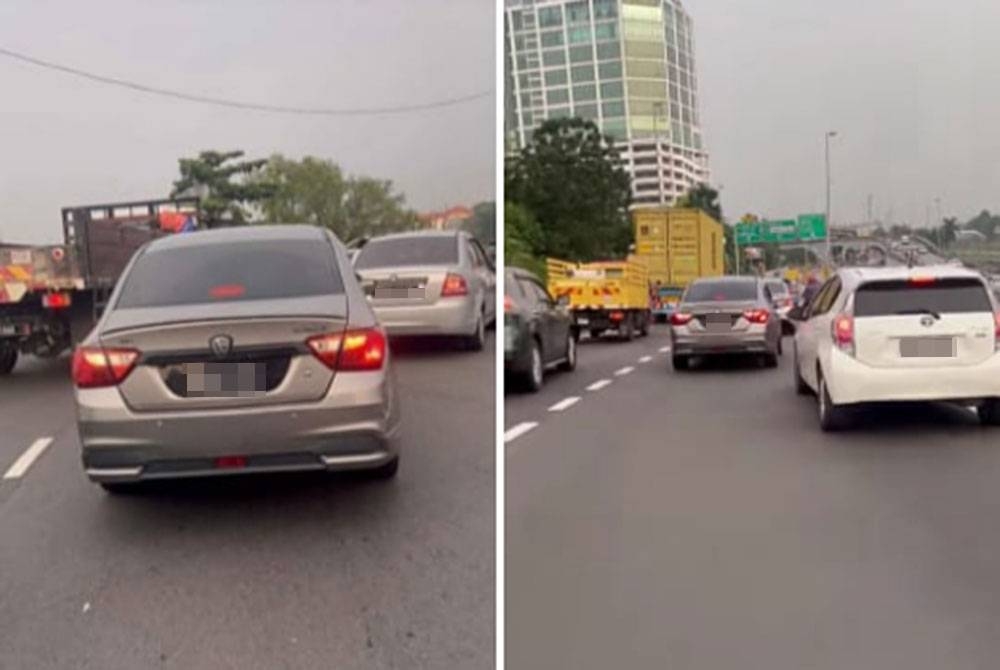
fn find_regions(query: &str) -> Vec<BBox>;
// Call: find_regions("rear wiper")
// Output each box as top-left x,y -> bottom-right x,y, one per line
894,308 -> 941,320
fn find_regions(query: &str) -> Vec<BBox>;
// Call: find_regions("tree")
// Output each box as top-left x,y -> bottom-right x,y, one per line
676,183 -> 723,222
506,118 -> 632,262
171,150 -> 277,227
505,201 -> 546,278
259,155 -> 419,240
939,217 -> 959,247
965,210 -> 999,240
461,201 -> 496,247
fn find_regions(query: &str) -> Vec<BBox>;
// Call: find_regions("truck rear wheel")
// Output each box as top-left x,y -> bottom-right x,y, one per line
620,318 -> 634,342
0,347 -> 17,376
638,311 -> 650,337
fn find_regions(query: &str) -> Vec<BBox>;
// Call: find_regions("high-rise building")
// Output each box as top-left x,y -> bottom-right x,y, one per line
504,0 -> 710,208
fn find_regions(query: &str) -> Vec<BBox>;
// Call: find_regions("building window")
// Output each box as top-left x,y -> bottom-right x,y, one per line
544,69 -> 568,86
593,0 -> 617,20
541,30 -> 564,47
522,111 -> 533,126
599,80 -> 624,98
568,27 -> 591,44
574,103 -> 599,120
571,65 -> 595,82
598,60 -> 622,79
596,42 -> 620,60
566,1 -> 590,24
626,59 -> 666,79
547,88 -> 570,105
549,106 -> 571,119
572,84 -> 597,101
569,45 -> 594,63
602,100 -> 625,118
510,10 -> 523,31
538,6 -> 562,27
594,21 -> 618,41
542,49 -> 567,66
603,118 -> 627,140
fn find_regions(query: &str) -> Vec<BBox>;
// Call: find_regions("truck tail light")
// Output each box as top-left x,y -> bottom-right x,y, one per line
832,313 -> 855,356
441,273 -> 468,297
71,347 -> 139,388
307,328 -> 387,371
42,293 -> 71,309
743,308 -> 770,324
609,310 -> 625,322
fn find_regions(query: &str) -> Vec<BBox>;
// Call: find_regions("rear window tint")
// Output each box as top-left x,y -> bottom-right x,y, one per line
685,281 -> 757,302
116,239 -> 342,308
355,236 -> 458,269
765,281 -> 789,296
854,278 -> 992,316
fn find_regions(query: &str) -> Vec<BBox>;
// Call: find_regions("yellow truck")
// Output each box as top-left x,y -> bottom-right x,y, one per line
546,255 -> 651,340
632,207 -> 725,322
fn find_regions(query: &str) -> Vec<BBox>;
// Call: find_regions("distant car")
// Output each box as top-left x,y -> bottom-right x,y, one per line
354,231 -> 495,350
504,267 -> 576,392
789,265 -> 1000,431
73,225 -> 401,493
669,276 -> 783,370
764,278 -> 795,334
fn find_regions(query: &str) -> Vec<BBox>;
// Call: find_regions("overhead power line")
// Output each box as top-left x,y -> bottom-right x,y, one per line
0,45 -> 491,116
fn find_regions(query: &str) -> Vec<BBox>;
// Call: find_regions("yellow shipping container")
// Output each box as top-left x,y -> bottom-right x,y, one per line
632,208 -> 724,288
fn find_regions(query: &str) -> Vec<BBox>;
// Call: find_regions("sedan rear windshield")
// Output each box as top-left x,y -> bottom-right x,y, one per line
765,281 -> 789,296
854,278 -> 992,316
685,281 -> 757,302
354,237 -> 458,269
116,239 -> 343,308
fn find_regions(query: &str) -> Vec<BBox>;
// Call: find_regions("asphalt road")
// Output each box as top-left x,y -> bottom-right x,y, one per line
0,335 -> 494,670
507,324 -> 1000,670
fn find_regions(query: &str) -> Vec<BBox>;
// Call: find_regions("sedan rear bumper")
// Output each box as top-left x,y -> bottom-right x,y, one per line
76,371 -> 400,483
826,348 -> 1000,405
372,296 -> 477,337
671,331 -> 771,355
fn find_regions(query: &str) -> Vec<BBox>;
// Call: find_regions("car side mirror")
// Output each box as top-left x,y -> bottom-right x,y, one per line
787,305 -> 805,321
556,294 -> 570,308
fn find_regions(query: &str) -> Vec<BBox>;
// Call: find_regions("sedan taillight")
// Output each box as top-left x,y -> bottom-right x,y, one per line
832,313 -> 855,356
441,273 -> 468,297
743,308 -> 770,324
307,328 -> 387,371
71,347 -> 139,388
670,312 -> 693,326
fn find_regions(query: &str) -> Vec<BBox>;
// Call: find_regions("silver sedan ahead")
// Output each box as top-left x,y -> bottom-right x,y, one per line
353,231 -> 496,350
669,276 -> 783,370
73,225 -> 401,493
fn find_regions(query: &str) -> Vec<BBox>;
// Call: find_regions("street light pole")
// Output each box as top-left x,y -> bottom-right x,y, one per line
825,131 -> 837,267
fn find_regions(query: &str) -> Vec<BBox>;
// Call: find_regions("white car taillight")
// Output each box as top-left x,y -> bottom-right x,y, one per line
832,313 -> 855,357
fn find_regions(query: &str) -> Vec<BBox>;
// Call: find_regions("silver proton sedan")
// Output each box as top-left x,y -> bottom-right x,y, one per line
73,225 -> 400,493
353,231 -> 496,350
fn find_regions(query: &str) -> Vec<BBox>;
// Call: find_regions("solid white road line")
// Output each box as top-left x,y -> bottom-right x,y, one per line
638,355 -> 653,363
548,396 -> 581,412
504,422 -> 539,443
3,437 -> 54,480
659,346 -> 672,353
614,366 -> 635,376
586,379 -> 612,391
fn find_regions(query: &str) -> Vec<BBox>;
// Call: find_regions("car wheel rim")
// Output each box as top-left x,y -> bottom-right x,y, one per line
532,346 -> 543,385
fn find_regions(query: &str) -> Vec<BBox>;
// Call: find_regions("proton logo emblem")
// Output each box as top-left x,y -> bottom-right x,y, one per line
209,334 -> 233,358
920,315 -> 934,327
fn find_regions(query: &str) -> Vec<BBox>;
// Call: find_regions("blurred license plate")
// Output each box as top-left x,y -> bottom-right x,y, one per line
899,337 -> 955,358
576,318 -> 589,326
0,324 -> 16,336
184,362 -> 268,397
373,287 -> 425,299
705,315 -> 731,332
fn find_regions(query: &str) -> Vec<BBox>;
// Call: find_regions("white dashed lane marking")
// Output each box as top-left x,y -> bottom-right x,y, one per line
586,379 -> 612,391
638,356 -> 653,363
504,422 -> 539,443
3,437 -> 54,480
614,366 -> 635,376
659,346 -> 672,353
548,397 -> 581,412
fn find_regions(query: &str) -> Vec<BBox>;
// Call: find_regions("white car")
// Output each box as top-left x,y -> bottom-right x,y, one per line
789,266 -> 1000,431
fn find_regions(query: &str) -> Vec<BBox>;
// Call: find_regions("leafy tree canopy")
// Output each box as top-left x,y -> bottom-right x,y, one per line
171,150 -> 276,227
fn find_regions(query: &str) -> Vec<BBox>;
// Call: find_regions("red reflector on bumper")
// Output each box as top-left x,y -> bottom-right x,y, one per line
214,456 -> 248,469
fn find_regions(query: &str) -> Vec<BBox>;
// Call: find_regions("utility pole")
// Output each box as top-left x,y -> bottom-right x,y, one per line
867,194 -> 874,226
825,131 -> 838,266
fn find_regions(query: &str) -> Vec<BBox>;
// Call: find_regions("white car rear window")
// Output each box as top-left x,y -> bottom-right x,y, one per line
854,278 -> 992,316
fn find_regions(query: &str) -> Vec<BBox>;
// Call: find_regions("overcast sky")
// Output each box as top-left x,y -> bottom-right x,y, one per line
0,0 -> 494,244
693,0 -> 1000,228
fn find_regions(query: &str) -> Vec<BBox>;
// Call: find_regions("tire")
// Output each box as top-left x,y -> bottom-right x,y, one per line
792,347 -> 810,395
620,318 -> 634,342
589,329 -> 603,340
638,312 -> 650,337
100,482 -> 141,495
672,354 -> 689,371
0,347 -> 17,376
978,399 -> 1000,426
776,337 -> 783,356
817,372 -> 848,431
465,314 -> 485,351
763,353 -> 779,368
522,339 -> 544,392
557,333 -> 577,372
368,455 -> 400,480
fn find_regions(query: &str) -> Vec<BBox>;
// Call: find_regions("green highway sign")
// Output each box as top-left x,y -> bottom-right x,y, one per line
796,213 -> 827,241
735,214 -> 827,245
